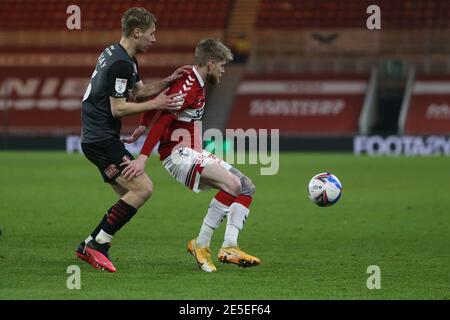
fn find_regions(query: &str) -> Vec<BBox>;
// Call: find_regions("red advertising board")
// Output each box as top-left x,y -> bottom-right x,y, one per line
405,77 -> 450,134
0,66 -> 176,135
227,74 -> 368,135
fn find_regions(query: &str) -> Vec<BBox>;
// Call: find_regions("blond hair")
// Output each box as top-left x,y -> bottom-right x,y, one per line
121,7 -> 156,37
195,39 -> 234,66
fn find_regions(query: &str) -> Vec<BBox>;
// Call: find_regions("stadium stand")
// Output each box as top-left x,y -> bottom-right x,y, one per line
0,66 -> 179,135
1,0 -> 450,149
256,0 -> 450,29
0,0 -> 232,30
0,0 -> 234,137
249,0 -> 450,75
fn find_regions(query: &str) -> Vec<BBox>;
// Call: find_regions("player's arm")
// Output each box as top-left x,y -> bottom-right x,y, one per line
107,61 -> 184,118
110,89 -> 183,118
121,77 -> 194,179
120,113 -> 175,180
122,68 -> 191,143
121,110 -> 160,143
132,65 -> 191,102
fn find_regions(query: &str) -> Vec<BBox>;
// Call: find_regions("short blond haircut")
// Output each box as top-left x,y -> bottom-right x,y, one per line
195,39 -> 234,66
121,7 -> 156,37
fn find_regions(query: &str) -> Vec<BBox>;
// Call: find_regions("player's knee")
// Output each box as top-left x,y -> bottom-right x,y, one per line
241,176 -> 256,196
134,180 -> 153,201
141,181 -> 153,201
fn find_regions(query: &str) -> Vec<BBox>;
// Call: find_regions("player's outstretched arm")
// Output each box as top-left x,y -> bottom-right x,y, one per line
121,125 -> 147,143
120,113 -> 175,180
132,65 -> 191,102
122,109 -> 162,143
110,88 -> 185,118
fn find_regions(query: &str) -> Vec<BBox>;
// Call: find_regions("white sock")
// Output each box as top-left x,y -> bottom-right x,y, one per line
196,198 -> 229,247
223,225 -> 240,247
84,235 -> 93,244
222,203 -> 249,248
95,229 -> 113,244
196,224 -> 215,248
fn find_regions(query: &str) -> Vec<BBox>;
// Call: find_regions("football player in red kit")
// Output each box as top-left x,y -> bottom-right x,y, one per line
121,39 -> 261,272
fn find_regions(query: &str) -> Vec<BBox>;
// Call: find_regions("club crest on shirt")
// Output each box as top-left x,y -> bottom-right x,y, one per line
115,78 -> 127,94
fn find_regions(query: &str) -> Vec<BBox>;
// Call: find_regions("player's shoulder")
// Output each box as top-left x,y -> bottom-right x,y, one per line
178,66 -> 195,83
179,67 -> 203,91
168,67 -> 191,91
102,44 -> 133,64
106,59 -> 134,77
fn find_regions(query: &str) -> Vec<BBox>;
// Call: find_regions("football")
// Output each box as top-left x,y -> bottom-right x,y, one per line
308,173 -> 343,207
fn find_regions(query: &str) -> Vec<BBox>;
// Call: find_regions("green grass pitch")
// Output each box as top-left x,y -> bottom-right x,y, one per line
0,151 -> 449,299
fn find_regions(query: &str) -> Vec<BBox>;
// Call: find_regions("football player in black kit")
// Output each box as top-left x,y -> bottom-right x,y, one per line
77,7 -> 188,272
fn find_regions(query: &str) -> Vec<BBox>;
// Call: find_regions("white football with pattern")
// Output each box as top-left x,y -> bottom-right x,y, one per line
308,173 -> 343,207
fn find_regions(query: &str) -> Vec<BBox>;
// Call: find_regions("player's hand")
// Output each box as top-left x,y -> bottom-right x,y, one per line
122,125 -> 146,144
152,88 -> 186,111
166,65 -> 191,84
120,155 -> 148,181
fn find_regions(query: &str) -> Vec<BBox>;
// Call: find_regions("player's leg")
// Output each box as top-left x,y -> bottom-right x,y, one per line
199,164 -> 247,248
195,190 -> 233,248
81,173 -> 152,272
200,164 -> 261,267
81,182 -> 129,246
163,149 -> 237,272
192,163 -> 239,248
187,189 -> 234,272
218,168 -> 260,267
221,167 -> 255,247
199,162 -> 242,196
164,148 -> 259,270
185,162 -> 240,272
93,173 -> 152,245
111,181 -> 129,198
77,139 -> 152,272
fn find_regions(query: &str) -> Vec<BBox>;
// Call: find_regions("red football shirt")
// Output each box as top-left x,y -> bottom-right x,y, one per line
139,66 -> 206,160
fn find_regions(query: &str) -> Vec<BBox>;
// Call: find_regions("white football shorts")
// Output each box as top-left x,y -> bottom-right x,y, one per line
162,147 -> 232,193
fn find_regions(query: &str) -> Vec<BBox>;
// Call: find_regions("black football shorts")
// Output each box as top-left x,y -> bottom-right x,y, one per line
81,138 -> 134,183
